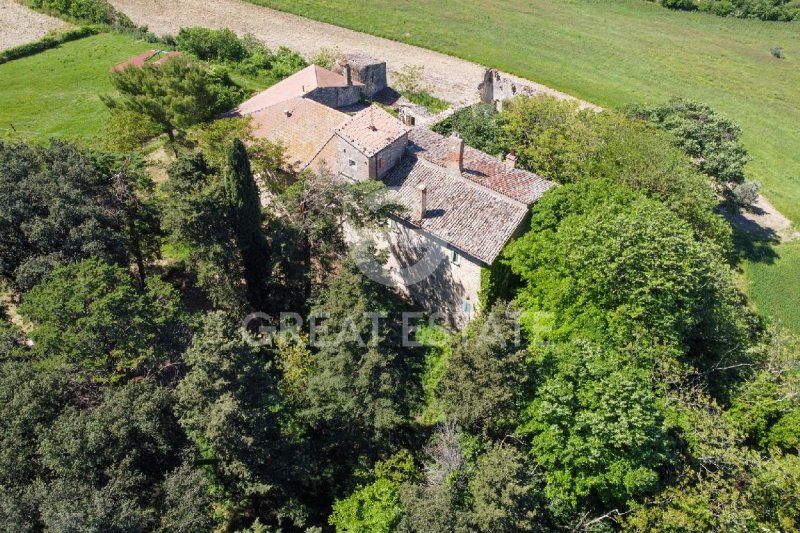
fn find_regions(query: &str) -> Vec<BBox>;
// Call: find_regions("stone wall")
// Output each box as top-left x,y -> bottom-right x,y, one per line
337,136 -> 372,181
384,220 -> 483,327
336,54 -> 387,98
307,85 -> 362,109
478,68 -> 539,110
374,134 -> 408,180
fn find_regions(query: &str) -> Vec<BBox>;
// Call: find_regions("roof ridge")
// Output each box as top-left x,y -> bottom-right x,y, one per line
415,153 -> 528,208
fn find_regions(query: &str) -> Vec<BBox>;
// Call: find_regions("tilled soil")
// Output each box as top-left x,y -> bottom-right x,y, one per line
108,0 -> 589,107
0,0 -> 69,51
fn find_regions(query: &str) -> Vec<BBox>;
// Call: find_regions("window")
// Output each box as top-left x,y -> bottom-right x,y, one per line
449,249 -> 460,265
378,158 -> 384,170
461,298 -> 473,316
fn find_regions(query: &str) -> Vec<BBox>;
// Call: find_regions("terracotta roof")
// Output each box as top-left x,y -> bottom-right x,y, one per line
112,50 -> 180,72
385,156 -> 529,264
334,105 -> 411,157
408,128 -> 553,204
247,97 -> 347,173
382,128 -> 555,264
233,65 -> 362,115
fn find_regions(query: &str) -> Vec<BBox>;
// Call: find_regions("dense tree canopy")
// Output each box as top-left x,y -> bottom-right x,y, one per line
18,258 -> 187,385
0,81 -> 796,532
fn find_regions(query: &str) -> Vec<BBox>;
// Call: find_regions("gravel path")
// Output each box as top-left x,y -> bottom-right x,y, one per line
108,0 -> 591,107
0,0 -> 69,51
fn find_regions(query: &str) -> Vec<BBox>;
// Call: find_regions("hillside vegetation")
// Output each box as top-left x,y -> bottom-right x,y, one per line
247,0 -> 800,226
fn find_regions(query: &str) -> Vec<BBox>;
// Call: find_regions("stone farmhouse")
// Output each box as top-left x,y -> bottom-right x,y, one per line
229,55 -> 554,325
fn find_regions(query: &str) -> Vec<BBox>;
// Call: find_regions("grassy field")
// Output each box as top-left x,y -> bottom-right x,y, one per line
744,241 -> 800,334
0,33 -> 153,141
248,0 -> 800,226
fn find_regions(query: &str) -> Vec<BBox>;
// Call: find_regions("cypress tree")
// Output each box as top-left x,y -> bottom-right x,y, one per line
224,138 -> 271,309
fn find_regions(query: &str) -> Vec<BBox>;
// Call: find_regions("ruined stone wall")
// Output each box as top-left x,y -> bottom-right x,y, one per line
478,68 -> 540,110
336,55 -> 388,99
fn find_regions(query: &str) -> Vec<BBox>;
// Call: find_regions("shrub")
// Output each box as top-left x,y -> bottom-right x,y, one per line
771,47 -> 785,59
175,27 -> 248,62
310,46 -> 342,70
24,0 -> 134,26
653,0 -> 800,20
0,26 -> 101,65
660,0 -> 698,10
732,180 -> 762,207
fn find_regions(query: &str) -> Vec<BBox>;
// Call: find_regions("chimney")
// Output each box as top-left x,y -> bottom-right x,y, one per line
446,132 -> 464,177
283,109 -> 292,117
344,64 -> 352,86
416,183 -> 427,221
504,149 -> 517,169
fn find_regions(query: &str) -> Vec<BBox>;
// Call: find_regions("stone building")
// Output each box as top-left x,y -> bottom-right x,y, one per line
230,59 -> 555,325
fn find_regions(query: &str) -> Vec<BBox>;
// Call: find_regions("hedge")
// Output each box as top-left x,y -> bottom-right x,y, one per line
0,26 -> 102,65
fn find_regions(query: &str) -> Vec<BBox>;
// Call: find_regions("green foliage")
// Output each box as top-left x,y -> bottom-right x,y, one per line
224,138 -> 271,309
416,323 -> 452,424
505,180 -> 722,344
103,109 -> 163,152
303,260 -> 422,441
34,380 -> 188,531
104,56 -> 246,144
438,302 -> 527,437
468,443 -> 548,533
24,0 -> 134,26
394,65 -> 449,113
626,98 -> 751,184
500,96 -> 600,184
654,0 -> 800,20
518,340 -> 675,509
176,27 -> 248,62
329,451 -> 417,533
496,95 -> 729,248
18,258 -> 187,384
163,152 -> 248,311
0,361 -> 69,490
0,140 -> 130,291
176,311 -> 285,501
432,103 -> 505,156
0,25 -> 101,65
176,28 -> 307,86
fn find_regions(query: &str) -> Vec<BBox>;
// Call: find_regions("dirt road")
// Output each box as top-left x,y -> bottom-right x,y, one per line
0,0 -> 69,51
108,0 -> 588,107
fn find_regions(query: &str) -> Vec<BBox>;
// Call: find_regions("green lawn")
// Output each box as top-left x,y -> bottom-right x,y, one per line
744,241 -> 800,335
248,0 -> 800,227
0,33 -> 153,141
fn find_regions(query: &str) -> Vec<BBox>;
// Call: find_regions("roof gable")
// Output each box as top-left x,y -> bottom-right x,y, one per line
248,97 -> 347,172
408,128 -> 553,205
334,105 -> 411,157
384,156 -> 529,264
232,64 -> 362,116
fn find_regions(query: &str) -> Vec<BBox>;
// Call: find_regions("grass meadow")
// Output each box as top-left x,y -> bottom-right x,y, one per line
0,33 -> 153,141
745,241 -> 800,335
